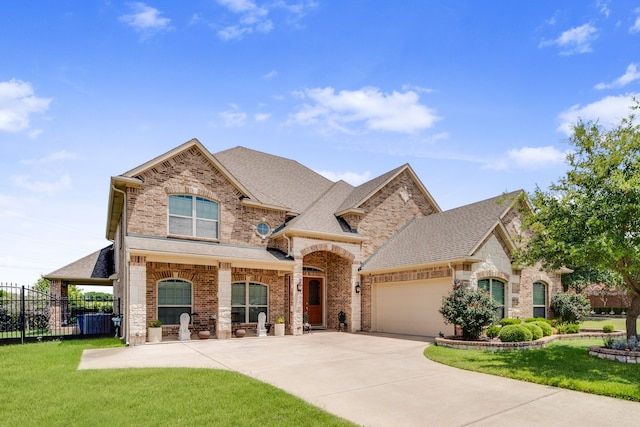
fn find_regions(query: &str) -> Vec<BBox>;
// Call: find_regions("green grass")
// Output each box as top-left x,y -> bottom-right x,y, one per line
0,339 -> 354,427
581,317 -> 639,331
425,338 -> 640,402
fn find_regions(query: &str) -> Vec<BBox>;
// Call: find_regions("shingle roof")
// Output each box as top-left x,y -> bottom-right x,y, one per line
45,245 -> 115,284
360,191 -> 522,272
214,146 -> 334,214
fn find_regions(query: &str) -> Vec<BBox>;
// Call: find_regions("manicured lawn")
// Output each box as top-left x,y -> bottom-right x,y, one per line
424,338 -> 640,402
0,338 -> 354,427
581,317 -> 639,331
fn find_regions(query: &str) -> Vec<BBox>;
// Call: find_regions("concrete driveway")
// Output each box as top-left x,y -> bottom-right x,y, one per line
79,332 -> 640,426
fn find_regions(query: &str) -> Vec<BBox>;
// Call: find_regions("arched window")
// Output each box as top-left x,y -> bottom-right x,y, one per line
231,281 -> 268,323
157,279 -> 192,325
168,194 -> 219,239
478,278 -> 505,319
533,282 -> 547,318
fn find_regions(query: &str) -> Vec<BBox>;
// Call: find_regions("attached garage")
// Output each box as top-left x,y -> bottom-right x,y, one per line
372,279 -> 452,337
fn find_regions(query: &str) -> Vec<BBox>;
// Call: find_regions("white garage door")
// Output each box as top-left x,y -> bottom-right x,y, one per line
372,280 -> 451,337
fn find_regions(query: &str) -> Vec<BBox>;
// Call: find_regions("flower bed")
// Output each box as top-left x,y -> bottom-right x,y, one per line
588,346 -> 640,364
435,330 -> 625,352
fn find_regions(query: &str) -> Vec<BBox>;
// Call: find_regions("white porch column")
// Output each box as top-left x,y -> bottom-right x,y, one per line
129,255 -> 147,345
292,258 -> 303,335
351,263 -> 361,332
217,262 -> 232,339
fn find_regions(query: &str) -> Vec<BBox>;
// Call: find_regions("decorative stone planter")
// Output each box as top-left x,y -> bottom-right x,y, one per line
147,327 -> 162,343
235,328 -> 246,338
198,330 -> 211,339
589,346 -> 640,364
274,323 -> 285,337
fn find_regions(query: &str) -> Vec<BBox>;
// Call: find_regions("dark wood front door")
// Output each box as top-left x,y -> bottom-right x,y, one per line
303,277 -> 323,326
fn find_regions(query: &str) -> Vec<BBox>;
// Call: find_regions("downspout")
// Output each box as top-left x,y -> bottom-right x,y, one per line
448,262 -> 456,285
112,185 -> 129,346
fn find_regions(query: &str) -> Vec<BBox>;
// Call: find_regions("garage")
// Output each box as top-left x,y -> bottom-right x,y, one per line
372,279 -> 452,337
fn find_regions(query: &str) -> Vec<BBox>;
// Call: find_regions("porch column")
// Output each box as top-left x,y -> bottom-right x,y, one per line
292,258 -> 303,335
129,255 -> 147,345
350,263 -> 361,332
217,262 -> 232,339
49,280 -> 63,331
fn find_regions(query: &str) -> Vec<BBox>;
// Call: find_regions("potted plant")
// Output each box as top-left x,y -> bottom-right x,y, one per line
147,319 -> 163,343
274,316 -> 285,336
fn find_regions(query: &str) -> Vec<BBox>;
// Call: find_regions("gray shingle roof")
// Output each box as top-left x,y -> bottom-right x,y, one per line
337,165 -> 406,213
214,146 -> 334,214
45,245 -> 115,284
360,191 -> 522,272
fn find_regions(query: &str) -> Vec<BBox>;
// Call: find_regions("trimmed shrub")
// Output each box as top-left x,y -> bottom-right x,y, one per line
439,284 -> 499,340
522,322 -> 543,340
602,324 -> 615,333
500,318 -> 521,326
550,293 -> 590,324
498,324 -> 533,342
524,317 -> 552,325
532,321 -> 553,337
485,325 -> 501,339
556,323 -> 580,334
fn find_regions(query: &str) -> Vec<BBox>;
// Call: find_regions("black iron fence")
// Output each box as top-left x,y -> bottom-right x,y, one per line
0,283 -> 121,345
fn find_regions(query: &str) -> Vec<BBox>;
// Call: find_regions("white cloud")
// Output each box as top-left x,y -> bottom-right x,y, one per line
20,150 -> 76,165
595,63 -> 640,90
557,93 -> 638,135
119,2 -> 172,39
254,113 -> 271,122
289,86 -> 441,134
484,146 -> 567,171
219,108 -> 247,126
263,70 -> 278,80
11,173 -> 72,197
315,170 -> 371,186
631,8 -> 640,33
596,0 -> 611,18
0,79 -> 51,133
539,23 -> 598,55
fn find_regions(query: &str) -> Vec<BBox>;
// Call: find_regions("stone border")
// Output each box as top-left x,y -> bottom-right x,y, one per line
588,346 -> 640,364
435,331 -> 625,352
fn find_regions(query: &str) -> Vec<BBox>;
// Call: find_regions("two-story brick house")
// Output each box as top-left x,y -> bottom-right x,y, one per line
46,138 -> 564,344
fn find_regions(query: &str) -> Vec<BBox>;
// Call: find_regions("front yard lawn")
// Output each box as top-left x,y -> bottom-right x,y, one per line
424,338 -> 640,402
0,338 -> 354,426
581,317 -> 639,331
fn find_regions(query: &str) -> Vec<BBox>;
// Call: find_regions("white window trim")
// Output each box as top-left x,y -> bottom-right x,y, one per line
533,281 -> 548,318
231,281 -> 269,324
167,194 -> 219,240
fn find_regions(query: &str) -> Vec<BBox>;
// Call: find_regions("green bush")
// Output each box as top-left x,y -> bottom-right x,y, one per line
602,324 -> 615,333
498,324 -> 533,342
532,321 -> 553,337
522,323 -> 543,340
500,318 -> 521,326
550,293 -> 590,324
439,284 -> 499,340
556,323 -> 580,334
524,317 -> 552,325
485,325 -> 501,339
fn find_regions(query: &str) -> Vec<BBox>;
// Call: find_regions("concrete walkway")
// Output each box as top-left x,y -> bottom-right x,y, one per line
79,332 -> 640,426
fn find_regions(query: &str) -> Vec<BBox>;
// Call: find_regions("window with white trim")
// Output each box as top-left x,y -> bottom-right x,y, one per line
157,279 -> 192,325
533,282 -> 547,318
168,194 -> 219,239
478,278 -> 505,319
231,281 -> 268,323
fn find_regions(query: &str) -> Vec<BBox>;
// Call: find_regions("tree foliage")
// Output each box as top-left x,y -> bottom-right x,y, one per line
439,284 -> 499,340
550,293 -> 591,324
516,103 -> 640,338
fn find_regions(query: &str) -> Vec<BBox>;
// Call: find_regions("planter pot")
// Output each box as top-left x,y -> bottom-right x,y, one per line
274,323 -> 285,337
147,327 -> 163,343
235,329 -> 246,338
198,330 -> 211,340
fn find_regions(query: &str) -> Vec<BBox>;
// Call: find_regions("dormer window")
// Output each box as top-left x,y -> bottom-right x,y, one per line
168,194 -> 219,239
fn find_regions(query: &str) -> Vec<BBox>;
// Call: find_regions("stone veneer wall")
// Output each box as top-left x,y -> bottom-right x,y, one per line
125,146 -> 286,247
145,261 -> 218,338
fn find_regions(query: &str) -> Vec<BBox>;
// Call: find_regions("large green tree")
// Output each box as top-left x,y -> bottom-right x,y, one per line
516,106 -> 640,339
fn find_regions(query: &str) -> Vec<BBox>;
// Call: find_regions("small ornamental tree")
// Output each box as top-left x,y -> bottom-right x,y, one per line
550,293 -> 591,324
439,283 -> 499,340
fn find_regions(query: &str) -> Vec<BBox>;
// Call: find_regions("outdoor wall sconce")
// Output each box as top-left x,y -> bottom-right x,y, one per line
296,280 -> 303,292
355,283 -> 361,293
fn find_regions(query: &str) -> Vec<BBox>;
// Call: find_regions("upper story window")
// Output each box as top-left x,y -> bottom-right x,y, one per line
478,278 -> 505,319
168,195 -> 219,239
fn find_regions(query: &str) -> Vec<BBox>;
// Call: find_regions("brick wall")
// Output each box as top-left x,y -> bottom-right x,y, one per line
231,267 -> 287,326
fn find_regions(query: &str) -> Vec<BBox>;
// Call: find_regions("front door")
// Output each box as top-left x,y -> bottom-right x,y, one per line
303,277 -> 323,326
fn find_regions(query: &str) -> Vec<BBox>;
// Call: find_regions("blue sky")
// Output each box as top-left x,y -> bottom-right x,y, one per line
1,1 -> 639,288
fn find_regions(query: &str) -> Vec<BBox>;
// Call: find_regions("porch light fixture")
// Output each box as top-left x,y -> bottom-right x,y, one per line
296,280 -> 302,292
355,282 -> 361,294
